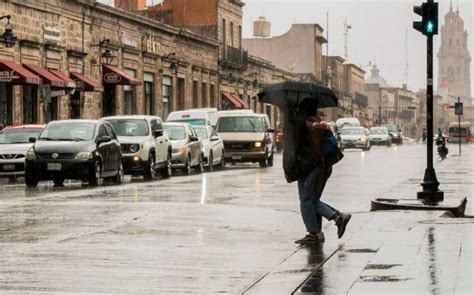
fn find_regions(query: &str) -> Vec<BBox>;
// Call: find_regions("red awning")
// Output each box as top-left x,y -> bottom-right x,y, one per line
49,70 -> 76,88
23,64 -> 67,88
102,65 -> 141,85
222,92 -> 248,109
0,60 -> 41,85
70,73 -> 103,92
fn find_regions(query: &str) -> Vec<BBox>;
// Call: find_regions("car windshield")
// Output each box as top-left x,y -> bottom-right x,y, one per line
448,127 -> 467,135
194,127 -> 209,140
0,128 -> 42,144
382,125 -> 397,132
107,119 -> 149,136
165,125 -> 187,140
39,122 -> 96,141
341,128 -> 364,135
217,117 -> 263,133
370,128 -> 387,135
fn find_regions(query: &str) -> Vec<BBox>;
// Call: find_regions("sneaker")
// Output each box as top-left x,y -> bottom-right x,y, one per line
336,213 -> 351,239
316,232 -> 325,243
295,234 -> 321,245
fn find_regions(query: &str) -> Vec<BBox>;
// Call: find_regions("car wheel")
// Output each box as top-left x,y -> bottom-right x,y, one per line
220,150 -> 226,169
208,152 -> 214,172
25,173 -> 38,188
143,153 -> 156,181
367,142 -> 371,151
259,151 -> 268,167
89,161 -> 102,187
53,175 -> 65,187
183,155 -> 192,175
113,162 -> 124,185
267,150 -> 274,167
161,152 -> 172,178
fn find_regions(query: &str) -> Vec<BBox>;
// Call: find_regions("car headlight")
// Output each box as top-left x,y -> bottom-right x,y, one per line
358,138 -> 365,142
254,141 -> 262,148
26,147 -> 36,160
75,151 -> 93,160
129,144 -> 140,153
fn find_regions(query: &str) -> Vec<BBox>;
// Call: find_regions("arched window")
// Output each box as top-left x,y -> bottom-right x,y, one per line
449,39 -> 452,47
448,66 -> 454,77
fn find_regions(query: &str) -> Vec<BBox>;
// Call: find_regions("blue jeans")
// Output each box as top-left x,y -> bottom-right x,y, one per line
298,164 -> 337,234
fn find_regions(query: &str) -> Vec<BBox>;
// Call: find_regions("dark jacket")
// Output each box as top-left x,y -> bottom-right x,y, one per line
282,106 -> 316,183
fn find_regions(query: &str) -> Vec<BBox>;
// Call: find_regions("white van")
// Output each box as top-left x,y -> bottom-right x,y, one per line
167,108 -> 219,127
335,117 -> 361,130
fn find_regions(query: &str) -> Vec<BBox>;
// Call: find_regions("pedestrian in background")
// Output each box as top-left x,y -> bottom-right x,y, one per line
292,98 -> 351,245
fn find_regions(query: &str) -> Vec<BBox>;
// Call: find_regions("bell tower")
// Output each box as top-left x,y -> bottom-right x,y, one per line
437,2 -> 471,100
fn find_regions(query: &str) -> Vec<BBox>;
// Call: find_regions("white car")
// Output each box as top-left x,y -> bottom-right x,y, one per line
103,115 -> 172,180
369,127 -> 391,147
193,125 -> 225,171
167,108 -> 219,127
0,125 -> 44,181
340,127 -> 371,151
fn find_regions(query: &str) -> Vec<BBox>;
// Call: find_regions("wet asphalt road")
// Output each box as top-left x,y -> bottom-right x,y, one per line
0,143 -> 472,293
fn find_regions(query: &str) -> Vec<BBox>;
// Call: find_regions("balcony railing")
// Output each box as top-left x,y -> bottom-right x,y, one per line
223,45 -> 248,69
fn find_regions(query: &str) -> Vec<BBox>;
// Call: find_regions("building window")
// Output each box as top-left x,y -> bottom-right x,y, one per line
230,22 -> 234,47
210,84 -> 216,107
162,76 -> 172,120
222,19 -> 226,46
201,82 -> 207,108
192,80 -> 199,108
177,78 -> 185,110
144,73 -> 154,115
456,39 -> 460,47
124,69 -> 136,115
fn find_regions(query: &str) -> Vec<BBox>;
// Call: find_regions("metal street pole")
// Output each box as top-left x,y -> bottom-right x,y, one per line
458,97 -> 461,156
417,30 -> 444,202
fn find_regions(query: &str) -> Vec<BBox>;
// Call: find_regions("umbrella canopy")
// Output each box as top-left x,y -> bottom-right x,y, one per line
257,81 -> 339,109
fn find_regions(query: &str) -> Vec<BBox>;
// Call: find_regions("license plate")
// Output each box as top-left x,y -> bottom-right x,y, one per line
47,163 -> 62,171
232,155 -> 242,160
3,164 -> 15,171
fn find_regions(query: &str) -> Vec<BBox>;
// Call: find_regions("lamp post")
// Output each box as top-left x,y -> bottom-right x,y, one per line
0,15 -> 17,48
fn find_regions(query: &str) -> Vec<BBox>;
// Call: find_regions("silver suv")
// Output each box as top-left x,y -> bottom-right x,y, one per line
103,115 -> 172,180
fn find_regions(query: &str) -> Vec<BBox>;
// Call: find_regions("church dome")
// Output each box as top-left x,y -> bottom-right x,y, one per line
365,64 -> 388,87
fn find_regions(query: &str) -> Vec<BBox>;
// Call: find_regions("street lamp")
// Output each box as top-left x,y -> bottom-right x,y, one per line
0,15 -> 17,48
91,39 -> 116,65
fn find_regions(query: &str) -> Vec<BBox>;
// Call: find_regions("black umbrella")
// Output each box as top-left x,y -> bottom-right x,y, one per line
257,81 -> 339,109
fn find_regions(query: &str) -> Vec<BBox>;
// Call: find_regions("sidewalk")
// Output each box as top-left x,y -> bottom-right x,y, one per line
243,150 -> 474,294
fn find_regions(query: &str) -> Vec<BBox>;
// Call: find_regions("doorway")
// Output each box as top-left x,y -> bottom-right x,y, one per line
103,85 -> 116,117
0,83 -> 13,127
23,85 -> 38,124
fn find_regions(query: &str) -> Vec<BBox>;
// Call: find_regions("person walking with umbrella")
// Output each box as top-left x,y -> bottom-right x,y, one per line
258,82 -> 351,244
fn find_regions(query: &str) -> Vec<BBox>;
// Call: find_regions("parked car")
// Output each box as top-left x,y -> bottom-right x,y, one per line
104,115 -> 172,180
369,127 -> 391,147
340,127 -> 371,151
216,111 -> 274,167
382,124 -> 403,145
164,122 -> 204,175
0,125 -> 44,180
193,125 -> 225,171
25,120 -> 123,188
167,108 -> 219,127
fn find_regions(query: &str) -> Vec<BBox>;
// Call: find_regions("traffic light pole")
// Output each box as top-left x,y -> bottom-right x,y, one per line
417,34 -> 444,202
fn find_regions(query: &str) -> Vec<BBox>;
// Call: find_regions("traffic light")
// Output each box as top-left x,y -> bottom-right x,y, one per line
413,1 -> 438,36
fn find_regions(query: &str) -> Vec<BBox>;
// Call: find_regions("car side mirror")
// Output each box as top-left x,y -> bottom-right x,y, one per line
153,129 -> 164,138
266,128 -> 275,133
398,129 -> 402,133
29,137 -> 37,143
98,135 -> 111,144
210,136 -> 220,142
190,136 -> 199,142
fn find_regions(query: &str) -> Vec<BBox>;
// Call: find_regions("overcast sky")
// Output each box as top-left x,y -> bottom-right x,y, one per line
100,0 -> 473,96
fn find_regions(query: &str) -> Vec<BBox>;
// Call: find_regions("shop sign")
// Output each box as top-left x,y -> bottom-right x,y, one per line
44,26 -> 61,42
104,72 -> 122,84
143,35 -> 163,55
0,70 -> 20,83
122,33 -> 138,48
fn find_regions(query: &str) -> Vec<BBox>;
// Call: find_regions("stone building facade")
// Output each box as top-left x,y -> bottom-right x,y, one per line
342,63 -> 368,125
0,0 -> 219,126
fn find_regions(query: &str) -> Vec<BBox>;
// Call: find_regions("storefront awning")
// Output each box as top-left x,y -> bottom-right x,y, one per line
222,91 -> 248,109
23,64 -> 68,88
102,65 -> 141,85
49,70 -> 76,88
0,60 -> 41,85
70,73 -> 103,92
